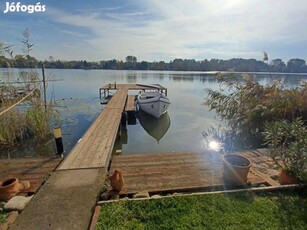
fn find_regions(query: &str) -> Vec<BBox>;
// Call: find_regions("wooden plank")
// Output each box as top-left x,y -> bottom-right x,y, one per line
250,168 -> 279,186
98,112 -> 122,168
125,95 -> 136,112
101,84 -> 163,91
68,108 -> 116,168
59,112 -> 111,169
118,172 -> 265,195
83,109 -> 121,168
111,152 -> 202,163
58,87 -> 129,170
0,157 -> 62,195
58,108 -> 111,168
112,160 -> 221,172
109,151 -> 271,195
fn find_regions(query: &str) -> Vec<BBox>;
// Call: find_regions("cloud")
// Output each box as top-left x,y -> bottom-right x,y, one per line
7,0 -> 306,61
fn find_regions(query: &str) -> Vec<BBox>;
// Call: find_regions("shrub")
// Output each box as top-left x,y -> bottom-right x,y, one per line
205,73 -> 307,151
263,118 -> 307,182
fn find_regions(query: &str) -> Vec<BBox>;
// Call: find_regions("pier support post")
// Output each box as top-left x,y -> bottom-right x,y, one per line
54,127 -> 64,157
121,112 -> 127,127
118,126 -> 128,144
127,111 -> 136,125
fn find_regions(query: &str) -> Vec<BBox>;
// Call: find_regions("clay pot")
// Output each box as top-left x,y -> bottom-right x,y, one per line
222,154 -> 252,185
0,177 -> 30,201
278,170 -> 298,185
109,170 -> 124,192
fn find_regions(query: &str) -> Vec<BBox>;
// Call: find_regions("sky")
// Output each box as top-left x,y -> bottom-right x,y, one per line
0,0 -> 307,62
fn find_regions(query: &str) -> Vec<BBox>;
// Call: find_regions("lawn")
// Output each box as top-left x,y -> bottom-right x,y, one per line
96,189 -> 307,230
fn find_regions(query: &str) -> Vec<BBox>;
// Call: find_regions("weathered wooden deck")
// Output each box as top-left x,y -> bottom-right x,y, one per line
58,88 -> 127,170
125,95 -> 136,112
58,84 -> 162,170
0,157 -> 63,196
109,149 -> 280,195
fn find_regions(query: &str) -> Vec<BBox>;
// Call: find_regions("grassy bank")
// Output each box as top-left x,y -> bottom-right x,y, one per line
96,189 -> 307,230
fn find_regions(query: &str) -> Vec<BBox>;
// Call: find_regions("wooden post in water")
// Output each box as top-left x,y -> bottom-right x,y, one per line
121,112 -> 127,127
42,64 -> 47,111
54,127 -> 64,156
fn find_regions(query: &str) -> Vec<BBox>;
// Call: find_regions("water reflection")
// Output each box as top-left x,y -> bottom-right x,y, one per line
137,110 -> 171,142
127,74 -> 137,82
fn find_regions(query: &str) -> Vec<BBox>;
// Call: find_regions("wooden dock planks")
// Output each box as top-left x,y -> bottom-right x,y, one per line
125,95 -> 136,112
58,86 -> 131,170
0,157 -> 63,195
110,151 -> 277,195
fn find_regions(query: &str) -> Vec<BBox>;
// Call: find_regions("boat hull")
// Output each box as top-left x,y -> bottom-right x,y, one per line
137,92 -> 170,118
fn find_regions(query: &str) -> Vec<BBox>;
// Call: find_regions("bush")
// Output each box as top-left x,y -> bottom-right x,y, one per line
205,73 -> 307,151
263,118 -> 307,182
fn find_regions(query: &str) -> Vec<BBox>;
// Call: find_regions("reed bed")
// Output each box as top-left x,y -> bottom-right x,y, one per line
0,104 -> 52,147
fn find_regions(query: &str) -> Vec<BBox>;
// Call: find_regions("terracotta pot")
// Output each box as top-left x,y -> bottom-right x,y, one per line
223,154 -> 251,185
278,170 -> 298,185
109,170 -> 124,192
0,177 -> 31,201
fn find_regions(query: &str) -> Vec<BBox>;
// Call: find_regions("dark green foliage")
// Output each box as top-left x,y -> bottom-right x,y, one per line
263,118 -> 307,182
1,54 -> 307,72
40,57 -> 307,72
96,190 -> 307,230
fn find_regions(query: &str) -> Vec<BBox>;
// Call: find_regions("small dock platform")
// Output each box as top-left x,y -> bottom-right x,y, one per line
0,156 -> 63,196
109,149 -> 279,196
99,83 -> 167,100
125,95 -> 136,112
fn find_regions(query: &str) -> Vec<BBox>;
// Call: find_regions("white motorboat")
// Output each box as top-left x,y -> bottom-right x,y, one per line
137,91 -> 170,118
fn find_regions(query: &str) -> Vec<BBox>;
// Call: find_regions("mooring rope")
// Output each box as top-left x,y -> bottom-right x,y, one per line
0,84 -> 40,116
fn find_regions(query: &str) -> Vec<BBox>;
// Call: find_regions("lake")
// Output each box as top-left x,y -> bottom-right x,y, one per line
0,69 -> 306,158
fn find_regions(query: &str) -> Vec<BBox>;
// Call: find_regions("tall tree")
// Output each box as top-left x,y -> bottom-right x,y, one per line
287,59 -> 306,73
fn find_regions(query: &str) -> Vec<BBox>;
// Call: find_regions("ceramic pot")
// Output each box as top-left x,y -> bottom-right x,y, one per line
109,170 -> 124,192
223,154 -> 251,185
278,170 -> 298,185
0,177 -> 30,201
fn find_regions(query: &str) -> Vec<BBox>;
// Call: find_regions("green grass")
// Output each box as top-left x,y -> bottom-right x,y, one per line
0,210 -> 7,225
96,189 -> 307,230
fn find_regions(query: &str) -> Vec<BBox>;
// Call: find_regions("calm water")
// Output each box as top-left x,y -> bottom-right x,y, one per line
1,69 -> 306,158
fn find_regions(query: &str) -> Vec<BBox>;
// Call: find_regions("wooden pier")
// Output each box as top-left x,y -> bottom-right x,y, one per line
58,83 -> 164,171
99,83 -> 167,101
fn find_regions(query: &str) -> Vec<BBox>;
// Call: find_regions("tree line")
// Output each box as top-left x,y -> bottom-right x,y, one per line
0,54 -> 307,73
